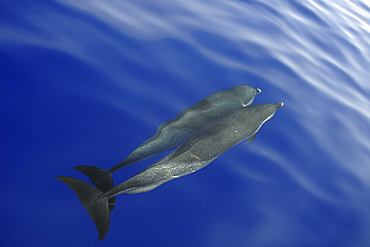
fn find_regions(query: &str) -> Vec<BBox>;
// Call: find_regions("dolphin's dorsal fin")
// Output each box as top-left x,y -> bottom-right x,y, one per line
197,99 -> 211,110
245,134 -> 256,144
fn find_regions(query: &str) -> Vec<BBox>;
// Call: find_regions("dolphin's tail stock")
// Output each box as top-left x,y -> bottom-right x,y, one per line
74,165 -> 116,210
56,176 -> 110,240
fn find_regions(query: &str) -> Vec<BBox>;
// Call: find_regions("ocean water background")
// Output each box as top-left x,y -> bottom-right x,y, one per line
1,0 -> 370,246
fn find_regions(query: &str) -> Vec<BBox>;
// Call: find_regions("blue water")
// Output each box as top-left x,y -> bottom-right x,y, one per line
1,0 -> 370,246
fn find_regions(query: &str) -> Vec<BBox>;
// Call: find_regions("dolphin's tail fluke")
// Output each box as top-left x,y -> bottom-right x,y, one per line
74,165 -> 116,210
57,176 -> 110,240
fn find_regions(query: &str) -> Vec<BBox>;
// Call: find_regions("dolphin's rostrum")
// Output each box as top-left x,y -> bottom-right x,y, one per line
74,85 -> 261,209
57,102 -> 283,240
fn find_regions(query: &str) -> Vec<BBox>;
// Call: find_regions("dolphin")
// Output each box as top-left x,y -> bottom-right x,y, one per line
74,85 -> 261,209
57,102 -> 283,240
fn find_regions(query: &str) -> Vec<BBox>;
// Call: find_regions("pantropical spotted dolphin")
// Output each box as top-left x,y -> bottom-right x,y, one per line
57,102 -> 283,240
75,85 -> 261,207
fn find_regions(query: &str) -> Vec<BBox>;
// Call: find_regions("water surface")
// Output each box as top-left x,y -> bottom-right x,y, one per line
1,0 -> 370,246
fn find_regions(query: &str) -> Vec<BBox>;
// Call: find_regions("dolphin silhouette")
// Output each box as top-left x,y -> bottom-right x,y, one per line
57,102 -> 283,240
74,85 -> 261,209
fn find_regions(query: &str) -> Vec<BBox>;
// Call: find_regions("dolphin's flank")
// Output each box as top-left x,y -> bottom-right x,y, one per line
57,102 -> 283,240
74,85 -> 261,210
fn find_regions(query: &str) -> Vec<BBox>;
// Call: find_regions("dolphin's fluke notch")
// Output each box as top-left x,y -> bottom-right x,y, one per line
56,176 -> 110,240
74,165 -> 115,211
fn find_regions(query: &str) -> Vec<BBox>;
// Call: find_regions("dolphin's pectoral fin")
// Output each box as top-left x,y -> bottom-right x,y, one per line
245,134 -> 256,144
197,99 -> 211,110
